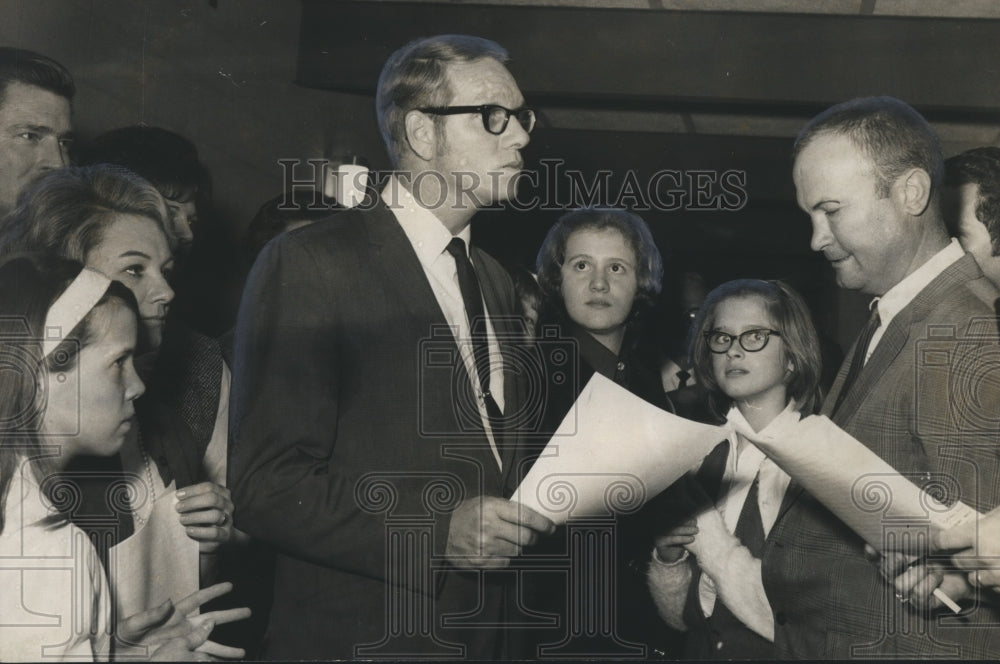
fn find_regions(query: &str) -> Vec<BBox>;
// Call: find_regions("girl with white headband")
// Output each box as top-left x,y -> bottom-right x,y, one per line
0,255 -> 245,660
0,165 -> 248,655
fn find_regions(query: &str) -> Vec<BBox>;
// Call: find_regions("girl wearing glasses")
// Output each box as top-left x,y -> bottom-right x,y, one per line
647,278 -> 822,659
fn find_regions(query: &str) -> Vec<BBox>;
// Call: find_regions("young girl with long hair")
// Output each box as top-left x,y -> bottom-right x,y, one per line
0,255 -> 243,661
647,278 -> 822,659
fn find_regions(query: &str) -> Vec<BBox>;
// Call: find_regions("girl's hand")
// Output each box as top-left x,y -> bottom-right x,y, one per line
116,582 -> 251,660
176,482 -> 234,553
147,621 -> 213,661
654,519 -> 698,564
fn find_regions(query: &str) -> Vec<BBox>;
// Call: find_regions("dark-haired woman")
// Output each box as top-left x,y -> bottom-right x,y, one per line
522,207 -> 675,655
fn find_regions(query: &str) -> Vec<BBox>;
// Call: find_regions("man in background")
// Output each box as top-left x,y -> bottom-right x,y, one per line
943,146 -> 1000,289
0,47 -> 73,218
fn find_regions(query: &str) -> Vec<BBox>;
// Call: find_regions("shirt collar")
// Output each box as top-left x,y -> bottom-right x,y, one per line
725,400 -> 801,474
382,175 -> 472,269
567,322 -> 622,381
874,239 -> 964,325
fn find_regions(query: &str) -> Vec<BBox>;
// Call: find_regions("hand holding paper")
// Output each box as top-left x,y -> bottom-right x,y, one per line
731,414 -> 979,554
933,505 -> 1000,589
446,496 -> 554,569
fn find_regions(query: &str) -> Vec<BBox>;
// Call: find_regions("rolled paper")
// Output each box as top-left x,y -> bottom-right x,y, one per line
733,414 -> 979,554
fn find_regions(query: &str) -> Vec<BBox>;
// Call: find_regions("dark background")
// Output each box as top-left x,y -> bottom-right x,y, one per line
2,0 -> 998,350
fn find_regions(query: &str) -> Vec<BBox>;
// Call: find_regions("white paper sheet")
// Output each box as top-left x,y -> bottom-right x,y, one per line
510,373 -> 726,524
110,485 -> 200,620
734,414 -> 979,553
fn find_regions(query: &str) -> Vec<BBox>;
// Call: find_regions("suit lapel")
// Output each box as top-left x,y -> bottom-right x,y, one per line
368,207 -> 508,478
826,253 -> 982,427
773,480 -> 806,525
365,200 -> 483,440
365,199 -> 451,330
831,315 -> 911,427
803,254 -> 986,530
471,248 -> 520,478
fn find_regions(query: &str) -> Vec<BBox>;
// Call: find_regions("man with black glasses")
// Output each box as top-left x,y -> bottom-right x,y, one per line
229,34 -> 553,660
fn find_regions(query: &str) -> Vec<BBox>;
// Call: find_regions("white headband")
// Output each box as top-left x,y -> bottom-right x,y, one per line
42,268 -> 112,359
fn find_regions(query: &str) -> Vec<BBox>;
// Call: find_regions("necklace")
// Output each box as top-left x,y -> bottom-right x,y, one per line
129,431 -> 157,529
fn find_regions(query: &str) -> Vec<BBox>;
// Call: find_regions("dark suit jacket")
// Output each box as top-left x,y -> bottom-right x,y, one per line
761,253 -> 1000,659
228,199 -> 526,659
516,321 -> 676,657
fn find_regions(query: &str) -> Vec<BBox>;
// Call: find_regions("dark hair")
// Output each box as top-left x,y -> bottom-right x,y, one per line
78,126 -> 210,203
508,264 -> 542,337
0,254 -> 138,535
245,191 -> 338,265
689,279 -> 822,419
376,35 -> 508,167
510,264 -> 542,307
535,207 -> 664,325
945,146 -> 1000,257
0,47 -> 75,107
0,164 -> 169,262
793,96 -> 943,198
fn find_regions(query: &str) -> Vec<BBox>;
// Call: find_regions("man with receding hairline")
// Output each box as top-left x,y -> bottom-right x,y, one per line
754,96 -> 1000,658
230,34 -> 551,659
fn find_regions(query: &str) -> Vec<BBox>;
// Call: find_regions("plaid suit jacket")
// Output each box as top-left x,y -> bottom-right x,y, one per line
761,253 -> 1000,659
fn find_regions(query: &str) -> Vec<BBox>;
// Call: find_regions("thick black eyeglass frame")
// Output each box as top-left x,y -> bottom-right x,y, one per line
704,328 -> 782,354
417,104 -> 536,135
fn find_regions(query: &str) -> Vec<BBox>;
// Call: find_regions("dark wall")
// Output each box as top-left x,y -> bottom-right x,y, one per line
6,1 -> 995,350
0,0 -> 386,238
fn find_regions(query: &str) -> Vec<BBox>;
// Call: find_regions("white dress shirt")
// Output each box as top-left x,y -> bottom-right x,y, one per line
864,238 -> 964,364
382,178 -> 505,469
696,401 -> 799,618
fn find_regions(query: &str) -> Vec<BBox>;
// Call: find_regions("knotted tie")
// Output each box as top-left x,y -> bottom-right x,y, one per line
832,301 -> 881,417
733,473 -> 765,556
444,237 -> 504,435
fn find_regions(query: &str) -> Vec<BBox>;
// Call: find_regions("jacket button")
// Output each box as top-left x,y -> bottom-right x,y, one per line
775,612 -> 787,625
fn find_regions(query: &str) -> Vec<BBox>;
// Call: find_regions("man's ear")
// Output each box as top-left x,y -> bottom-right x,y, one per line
896,167 -> 932,216
404,109 -> 436,162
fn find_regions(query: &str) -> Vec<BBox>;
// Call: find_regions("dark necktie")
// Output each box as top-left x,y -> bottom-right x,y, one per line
676,369 -> 691,390
733,473 -> 765,557
444,237 -> 504,436
832,301 -> 881,417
